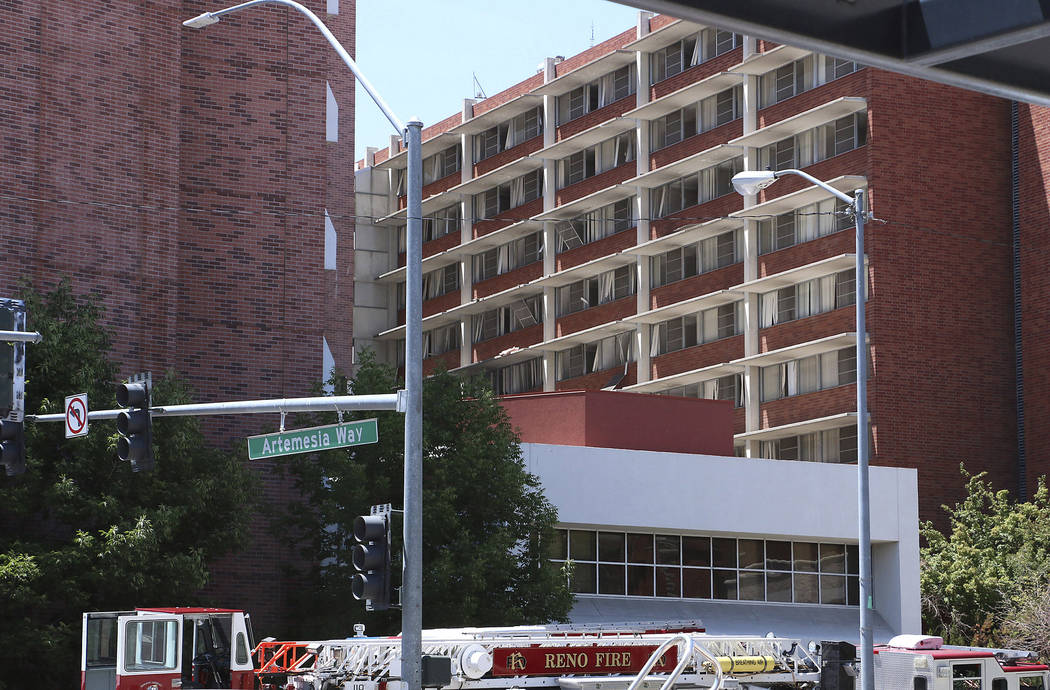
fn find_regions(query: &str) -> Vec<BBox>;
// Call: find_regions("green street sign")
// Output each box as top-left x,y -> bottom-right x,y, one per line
247,418 -> 378,460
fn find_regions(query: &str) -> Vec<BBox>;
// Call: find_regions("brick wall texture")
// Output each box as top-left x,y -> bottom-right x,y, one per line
0,0 -> 355,635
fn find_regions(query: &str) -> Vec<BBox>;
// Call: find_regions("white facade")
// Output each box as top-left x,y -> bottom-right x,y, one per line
521,442 -> 920,645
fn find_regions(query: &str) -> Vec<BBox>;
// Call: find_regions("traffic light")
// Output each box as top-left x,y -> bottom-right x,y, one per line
352,514 -> 391,611
0,420 -> 25,476
116,381 -> 153,472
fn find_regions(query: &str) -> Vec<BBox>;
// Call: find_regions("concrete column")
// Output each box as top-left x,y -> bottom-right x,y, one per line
635,188 -> 651,384
740,52 -> 762,457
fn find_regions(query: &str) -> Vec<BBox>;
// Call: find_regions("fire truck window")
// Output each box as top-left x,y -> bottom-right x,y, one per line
86,617 -> 118,667
914,678 -> 928,690
235,632 -> 249,666
1020,677 -> 1045,689
993,680 -> 1008,690
124,620 -> 178,671
952,663 -> 982,690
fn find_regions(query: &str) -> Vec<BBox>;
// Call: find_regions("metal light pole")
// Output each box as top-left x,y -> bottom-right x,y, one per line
183,6 -> 424,690
732,169 -> 872,690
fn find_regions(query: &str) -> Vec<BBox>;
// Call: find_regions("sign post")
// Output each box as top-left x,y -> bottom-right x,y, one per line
247,418 -> 378,460
65,393 -> 88,439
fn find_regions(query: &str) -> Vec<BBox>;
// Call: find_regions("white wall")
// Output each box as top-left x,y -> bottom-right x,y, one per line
521,443 -> 920,638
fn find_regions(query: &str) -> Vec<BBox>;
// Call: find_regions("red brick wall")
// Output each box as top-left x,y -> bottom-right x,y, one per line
557,363 -> 638,391
757,69 -> 869,129
557,230 -> 637,271
760,384 -> 857,429
650,47 -> 743,100
555,29 -> 638,77
0,0 -> 356,634
759,307 -> 856,353
556,163 -> 636,207
474,197 -> 543,237
650,264 -> 745,309
472,73 -> 544,117
1019,104 -> 1050,494
397,232 -> 460,266
556,95 -> 636,141
473,324 -> 544,362
650,335 -> 744,379
651,120 -> 744,170
423,349 -> 460,376
756,147 -> 869,204
759,231 -> 854,277
651,194 -> 743,238
474,135 -> 544,177
866,69 -> 1015,524
556,297 -> 636,336
473,263 -> 543,299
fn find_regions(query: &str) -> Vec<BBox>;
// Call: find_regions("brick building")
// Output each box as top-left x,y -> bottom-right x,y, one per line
0,0 -> 355,631
353,11 -> 1039,526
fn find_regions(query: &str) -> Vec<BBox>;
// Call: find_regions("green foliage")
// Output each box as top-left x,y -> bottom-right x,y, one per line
279,351 -> 573,637
920,465 -> 1050,648
0,281 -> 257,690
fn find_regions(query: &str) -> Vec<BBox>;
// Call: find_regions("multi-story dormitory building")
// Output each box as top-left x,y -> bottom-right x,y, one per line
353,11 -> 1025,524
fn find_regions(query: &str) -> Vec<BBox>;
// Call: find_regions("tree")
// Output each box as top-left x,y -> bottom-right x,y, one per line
0,281 -> 257,690
279,352 -> 573,637
920,465 -> 1050,648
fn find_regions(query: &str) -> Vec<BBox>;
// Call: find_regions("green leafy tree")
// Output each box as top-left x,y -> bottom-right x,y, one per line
920,465 -> 1050,647
0,282 -> 257,689
280,352 -> 573,637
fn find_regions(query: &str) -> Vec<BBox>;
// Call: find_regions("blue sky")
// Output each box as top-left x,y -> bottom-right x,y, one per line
353,0 -> 642,161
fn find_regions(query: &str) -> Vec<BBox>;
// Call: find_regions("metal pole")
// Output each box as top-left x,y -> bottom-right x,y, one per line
855,188 -> 873,690
27,392 -> 402,423
402,119 -> 424,690
0,331 -> 42,344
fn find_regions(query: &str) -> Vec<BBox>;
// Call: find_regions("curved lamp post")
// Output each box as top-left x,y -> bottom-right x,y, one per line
184,6 -> 424,690
732,169 -> 872,690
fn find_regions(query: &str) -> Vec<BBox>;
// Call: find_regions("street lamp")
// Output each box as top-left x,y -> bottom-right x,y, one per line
732,168 -> 873,690
183,5 -> 425,690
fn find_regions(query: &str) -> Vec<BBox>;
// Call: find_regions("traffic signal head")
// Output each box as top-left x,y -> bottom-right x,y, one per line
351,514 -> 391,610
116,382 -> 153,472
0,420 -> 25,476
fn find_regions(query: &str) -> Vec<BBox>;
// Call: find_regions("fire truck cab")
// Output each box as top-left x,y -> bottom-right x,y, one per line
81,608 -> 255,690
875,635 -> 1050,690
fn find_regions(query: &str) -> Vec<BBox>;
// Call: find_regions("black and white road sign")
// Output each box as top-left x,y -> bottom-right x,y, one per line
65,393 -> 88,438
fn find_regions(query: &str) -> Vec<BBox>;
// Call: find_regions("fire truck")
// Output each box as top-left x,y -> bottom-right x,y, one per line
81,608 -> 1049,690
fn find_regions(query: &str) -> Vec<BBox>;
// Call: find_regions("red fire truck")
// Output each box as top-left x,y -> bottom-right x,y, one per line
80,608 -> 1049,690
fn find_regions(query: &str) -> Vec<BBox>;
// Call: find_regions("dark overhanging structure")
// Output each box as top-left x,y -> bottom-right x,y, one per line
619,0 -> 1050,107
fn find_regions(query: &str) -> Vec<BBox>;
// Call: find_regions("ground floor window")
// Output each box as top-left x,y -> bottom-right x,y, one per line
550,529 -> 861,605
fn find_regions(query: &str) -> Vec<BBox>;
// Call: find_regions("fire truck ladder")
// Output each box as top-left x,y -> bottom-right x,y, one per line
257,627 -> 819,690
